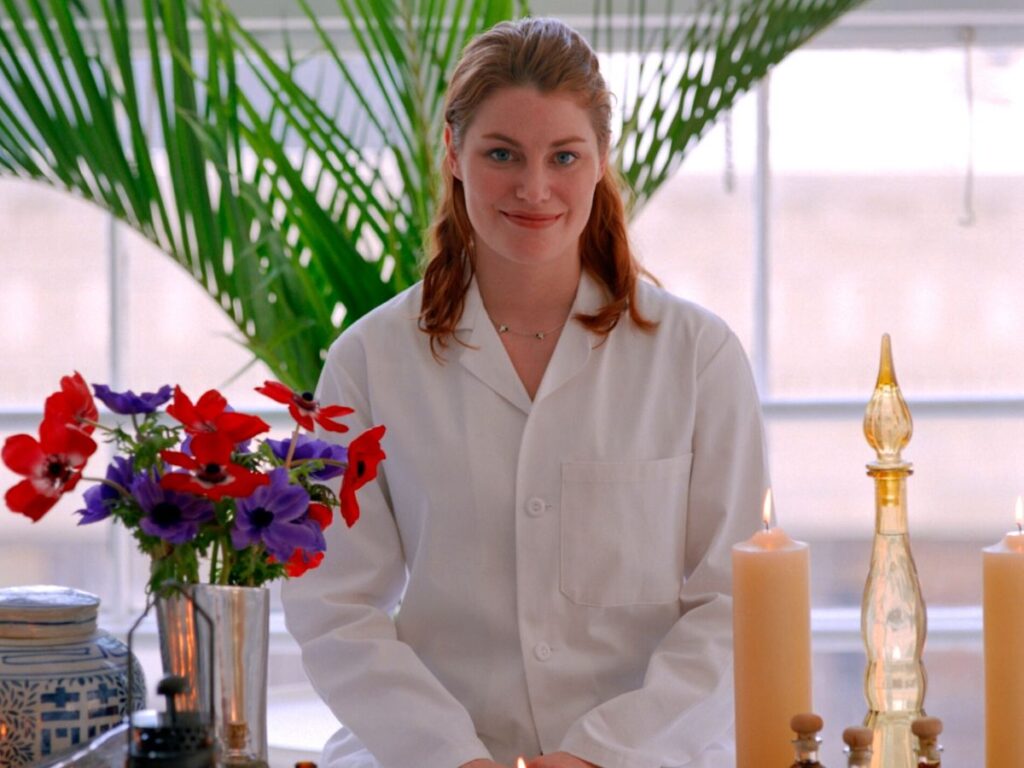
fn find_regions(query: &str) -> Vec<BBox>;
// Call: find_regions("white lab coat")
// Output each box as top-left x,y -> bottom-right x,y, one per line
282,272 -> 769,768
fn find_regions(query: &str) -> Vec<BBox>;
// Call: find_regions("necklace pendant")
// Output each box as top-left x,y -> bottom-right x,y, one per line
498,324 -> 509,334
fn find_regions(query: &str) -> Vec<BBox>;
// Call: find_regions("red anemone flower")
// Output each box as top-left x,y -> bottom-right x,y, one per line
2,420 -> 97,521
276,549 -> 325,578
166,386 -> 270,456
269,502 -> 333,577
255,381 -> 353,433
42,372 -> 98,435
307,502 -> 333,532
160,438 -> 268,501
339,425 -> 386,527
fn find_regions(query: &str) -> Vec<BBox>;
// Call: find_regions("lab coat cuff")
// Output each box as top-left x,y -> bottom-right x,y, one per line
556,736 -> 660,768
422,738 -> 493,768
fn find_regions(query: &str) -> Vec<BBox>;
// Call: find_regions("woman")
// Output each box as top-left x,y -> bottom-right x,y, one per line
283,17 -> 768,768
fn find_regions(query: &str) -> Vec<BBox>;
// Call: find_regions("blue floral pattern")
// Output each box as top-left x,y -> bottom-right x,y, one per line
0,634 -> 145,765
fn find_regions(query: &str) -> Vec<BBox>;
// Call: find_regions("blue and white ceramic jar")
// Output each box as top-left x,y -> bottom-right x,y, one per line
0,585 -> 145,766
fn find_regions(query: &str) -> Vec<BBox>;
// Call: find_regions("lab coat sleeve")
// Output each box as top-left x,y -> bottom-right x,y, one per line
281,341 -> 493,768
557,332 -> 769,768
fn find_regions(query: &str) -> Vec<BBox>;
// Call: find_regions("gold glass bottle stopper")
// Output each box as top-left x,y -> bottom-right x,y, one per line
843,726 -> 874,768
791,713 -> 826,767
860,334 -> 927,768
912,717 -> 943,766
864,333 -> 913,471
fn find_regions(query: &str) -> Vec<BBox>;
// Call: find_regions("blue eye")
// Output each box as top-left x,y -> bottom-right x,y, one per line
488,148 -> 513,162
554,151 -> 578,166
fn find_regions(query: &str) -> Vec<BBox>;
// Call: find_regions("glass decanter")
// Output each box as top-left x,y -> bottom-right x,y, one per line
861,334 -> 928,768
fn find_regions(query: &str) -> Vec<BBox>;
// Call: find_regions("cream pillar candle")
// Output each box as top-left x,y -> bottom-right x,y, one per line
983,497 -> 1024,768
732,490 -> 812,768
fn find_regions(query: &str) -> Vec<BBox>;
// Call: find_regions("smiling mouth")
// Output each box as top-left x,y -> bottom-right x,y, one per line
502,211 -> 563,228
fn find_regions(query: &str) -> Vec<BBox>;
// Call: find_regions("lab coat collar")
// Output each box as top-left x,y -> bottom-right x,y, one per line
455,271 -> 605,414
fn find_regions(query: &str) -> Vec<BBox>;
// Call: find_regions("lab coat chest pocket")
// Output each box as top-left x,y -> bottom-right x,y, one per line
559,453 -> 693,607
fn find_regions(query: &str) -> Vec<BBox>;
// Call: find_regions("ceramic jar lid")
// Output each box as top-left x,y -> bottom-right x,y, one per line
0,584 -> 99,640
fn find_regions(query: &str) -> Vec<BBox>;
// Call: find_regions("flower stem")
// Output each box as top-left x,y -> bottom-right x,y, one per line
306,459 -> 348,468
220,543 -> 232,585
283,425 -> 301,469
82,476 -> 131,497
78,417 -> 114,433
209,537 -> 220,584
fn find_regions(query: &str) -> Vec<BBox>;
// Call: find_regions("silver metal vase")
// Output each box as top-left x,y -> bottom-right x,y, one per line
156,584 -> 270,767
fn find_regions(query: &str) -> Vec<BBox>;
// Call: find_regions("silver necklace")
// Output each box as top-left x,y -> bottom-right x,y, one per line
495,320 -> 567,341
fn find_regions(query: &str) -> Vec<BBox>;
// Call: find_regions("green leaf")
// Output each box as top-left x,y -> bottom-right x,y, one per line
0,0 -> 863,386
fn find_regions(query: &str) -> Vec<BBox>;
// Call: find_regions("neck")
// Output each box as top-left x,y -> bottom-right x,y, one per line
474,256 -> 581,329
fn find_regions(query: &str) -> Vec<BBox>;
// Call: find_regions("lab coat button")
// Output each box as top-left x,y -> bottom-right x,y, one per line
526,497 -> 546,517
533,642 -> 552,661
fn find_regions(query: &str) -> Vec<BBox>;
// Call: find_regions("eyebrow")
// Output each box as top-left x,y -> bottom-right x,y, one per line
480,132 -> 587,148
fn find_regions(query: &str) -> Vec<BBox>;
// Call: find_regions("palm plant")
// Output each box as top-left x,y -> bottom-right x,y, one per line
0,0 -> 864,389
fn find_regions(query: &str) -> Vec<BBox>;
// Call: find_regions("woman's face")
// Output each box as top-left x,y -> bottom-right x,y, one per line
446,86 -> 605,272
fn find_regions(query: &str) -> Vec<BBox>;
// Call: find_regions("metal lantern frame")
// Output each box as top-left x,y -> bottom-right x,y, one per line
126,583 -> 217,764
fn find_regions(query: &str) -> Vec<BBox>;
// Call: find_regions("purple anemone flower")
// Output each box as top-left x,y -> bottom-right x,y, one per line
93,384 -> 173,415
231,468 -> 321,560
266,434 -> 347,480
132,474 -> 214,544
77,456 -> 135,524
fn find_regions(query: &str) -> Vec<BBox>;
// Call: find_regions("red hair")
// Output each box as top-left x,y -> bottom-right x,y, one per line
420,18 -> 657,357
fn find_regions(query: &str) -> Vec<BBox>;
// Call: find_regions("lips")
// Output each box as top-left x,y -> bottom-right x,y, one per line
502,211 -> 563,229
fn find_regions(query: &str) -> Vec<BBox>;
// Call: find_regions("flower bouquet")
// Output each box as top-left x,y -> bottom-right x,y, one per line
1,372 -> 384,763
1,372 -> 385,591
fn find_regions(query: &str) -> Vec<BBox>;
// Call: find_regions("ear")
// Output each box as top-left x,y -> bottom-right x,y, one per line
444,123 -> 462,181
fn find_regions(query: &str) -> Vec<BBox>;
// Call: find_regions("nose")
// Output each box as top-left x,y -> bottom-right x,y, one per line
515,162 -> 551,204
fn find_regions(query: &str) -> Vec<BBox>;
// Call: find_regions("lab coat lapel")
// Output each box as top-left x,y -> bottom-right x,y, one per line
456,279 -> 534,415
532,272 -> 602,404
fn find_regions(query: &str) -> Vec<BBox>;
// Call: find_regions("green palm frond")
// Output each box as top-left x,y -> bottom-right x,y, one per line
0,0 -> 862,387
597,0 -> 867,210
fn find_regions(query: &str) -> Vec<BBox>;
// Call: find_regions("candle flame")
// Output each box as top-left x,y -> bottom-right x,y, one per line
762,488 -> 773,531
517,760 -> 527,768
1017,496 -> 1023,532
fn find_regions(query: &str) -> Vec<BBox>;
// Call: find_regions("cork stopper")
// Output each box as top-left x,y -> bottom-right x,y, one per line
791,713 -> 824,737
226,721 -> 249,750
842,727 -> 874,750
864,334 -> 913,468
912,717 -> 943,739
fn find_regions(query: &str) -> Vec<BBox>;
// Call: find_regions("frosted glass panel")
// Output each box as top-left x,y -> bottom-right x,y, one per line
120,224 -> 278,409
770,174 -> 1024,397
768,415 -> 1024,541
0,180 -> 110,405
767,48 -> 1024,397
631,90 -> 758,352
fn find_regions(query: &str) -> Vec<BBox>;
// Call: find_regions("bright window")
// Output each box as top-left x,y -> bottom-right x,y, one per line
633,44 -> 1023,764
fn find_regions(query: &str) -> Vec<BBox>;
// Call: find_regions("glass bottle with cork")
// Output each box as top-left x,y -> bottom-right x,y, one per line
791,713 -> 826,767
912,717 -> 943,766
843,726 -> 873,768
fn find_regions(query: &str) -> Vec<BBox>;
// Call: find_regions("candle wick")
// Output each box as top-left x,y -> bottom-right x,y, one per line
763,518 -> 771,532
1017,521 -> 1022,534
